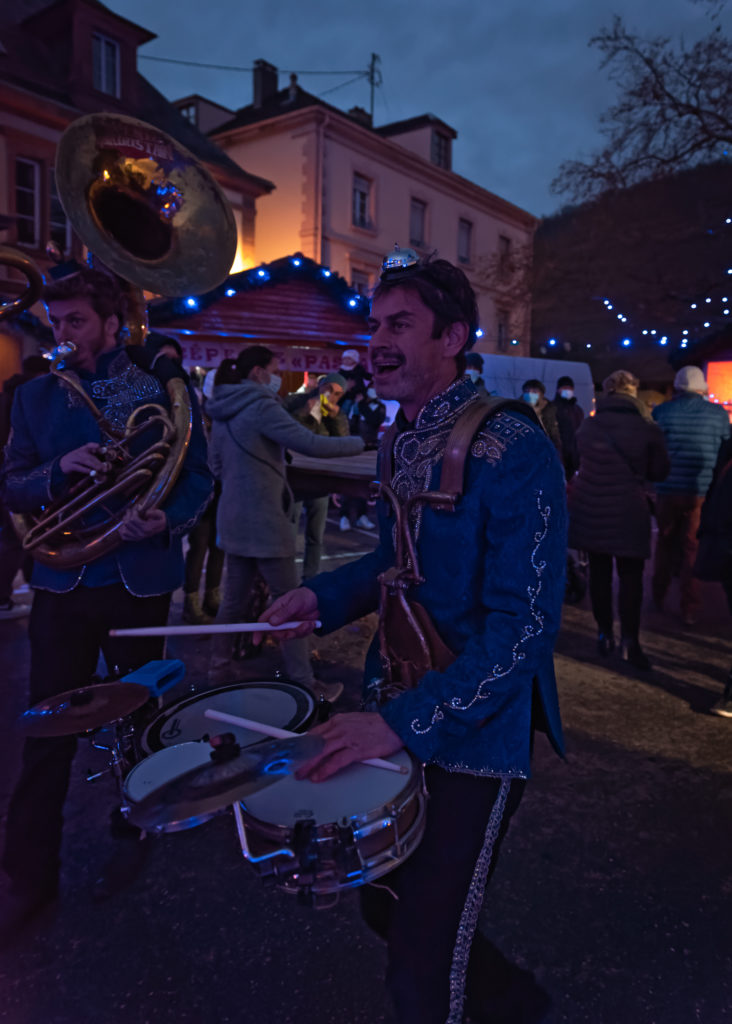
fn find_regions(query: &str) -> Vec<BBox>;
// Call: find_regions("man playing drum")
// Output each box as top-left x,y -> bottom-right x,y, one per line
259,252 -> 567,1024
0,267 -> 212,942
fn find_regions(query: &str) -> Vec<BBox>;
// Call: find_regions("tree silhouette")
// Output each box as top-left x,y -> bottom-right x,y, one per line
552,14 -> 732,203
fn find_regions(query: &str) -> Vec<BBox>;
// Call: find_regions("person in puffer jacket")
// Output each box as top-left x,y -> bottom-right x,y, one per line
651,365 -> 730,625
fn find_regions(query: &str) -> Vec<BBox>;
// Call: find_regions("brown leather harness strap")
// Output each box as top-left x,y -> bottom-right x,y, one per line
439,396 -> 539,497
379,394 -> 540,498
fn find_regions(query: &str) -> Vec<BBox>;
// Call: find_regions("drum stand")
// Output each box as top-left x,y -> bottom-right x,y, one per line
85,717 -> 137,795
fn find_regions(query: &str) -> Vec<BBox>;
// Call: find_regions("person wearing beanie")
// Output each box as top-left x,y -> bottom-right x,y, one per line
554,374 -> 584,478
143,330 -> 183,367
283,373 -> 351,580
651,365 -> 730,625
337,348 -> 371,417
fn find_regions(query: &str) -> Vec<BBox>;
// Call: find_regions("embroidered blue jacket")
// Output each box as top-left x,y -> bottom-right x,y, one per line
1,347 -> 212,596
308,379 -> 567,778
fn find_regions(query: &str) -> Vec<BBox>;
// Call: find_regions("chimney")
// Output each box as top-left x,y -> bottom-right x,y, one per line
348,106 -> 373,129
253,59 -> 278,108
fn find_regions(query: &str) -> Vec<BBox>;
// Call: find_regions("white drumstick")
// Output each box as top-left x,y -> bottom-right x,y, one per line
109,621 -> 321,637
204,708 -> 407,775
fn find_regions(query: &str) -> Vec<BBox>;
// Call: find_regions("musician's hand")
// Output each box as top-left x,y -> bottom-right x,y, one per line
254,587 -> 320,645
118,507 -> 168,541
295,713 -> 403,782
59,442 -> 109,478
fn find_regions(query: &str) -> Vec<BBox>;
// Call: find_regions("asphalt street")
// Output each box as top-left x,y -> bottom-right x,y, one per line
0,517 -> 730,1024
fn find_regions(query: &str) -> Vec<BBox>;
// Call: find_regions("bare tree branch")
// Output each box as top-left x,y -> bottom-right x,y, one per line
552,15 -> 732,202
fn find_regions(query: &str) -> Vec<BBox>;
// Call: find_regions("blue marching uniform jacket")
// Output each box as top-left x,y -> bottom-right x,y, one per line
0,347 -> 213,596
308,379 -> 567,778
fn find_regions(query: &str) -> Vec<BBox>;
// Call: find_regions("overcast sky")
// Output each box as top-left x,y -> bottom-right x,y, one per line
107,0 -> 730,217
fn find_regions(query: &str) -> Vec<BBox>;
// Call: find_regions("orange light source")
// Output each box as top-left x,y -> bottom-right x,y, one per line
706,362 -> 732,421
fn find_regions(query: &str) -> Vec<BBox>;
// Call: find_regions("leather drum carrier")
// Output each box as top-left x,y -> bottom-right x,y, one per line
374,396 -> 539,697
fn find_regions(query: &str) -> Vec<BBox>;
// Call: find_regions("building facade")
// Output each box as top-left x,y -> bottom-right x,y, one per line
0,0 -> 273,380
178,62 -> 538,356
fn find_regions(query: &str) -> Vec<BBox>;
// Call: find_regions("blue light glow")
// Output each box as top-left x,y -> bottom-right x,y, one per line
683,330 -> 689,335
185,297 -> 198,309
659,337 -> 668,345
226,289 -> 236,297
691,303 -> 697,309
548,338 -> 557,347
321,269 -> 332,277
622,338 -> 631,347
257,268 -> 268,279
704,322 -> 711,328
510,338 -> 519,345
348,298 -> 358,307
475,328 -> 484,338
292,258 -> 301,267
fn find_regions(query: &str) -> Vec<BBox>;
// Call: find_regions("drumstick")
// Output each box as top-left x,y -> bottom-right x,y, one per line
204,708 -> 407,775
109,621 -> 322,637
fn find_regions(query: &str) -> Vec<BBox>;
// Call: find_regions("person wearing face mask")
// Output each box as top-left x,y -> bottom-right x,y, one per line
284,373 -> 350,577
206,347 -> 364,700
553,375 -> 584,479
337,348 -> 371,417
464,351 -> 488,397
521,379 -> 563,461
338,385 -> 386,531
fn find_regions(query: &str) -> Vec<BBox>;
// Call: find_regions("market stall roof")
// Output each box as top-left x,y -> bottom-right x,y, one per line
149,253 -> 370,349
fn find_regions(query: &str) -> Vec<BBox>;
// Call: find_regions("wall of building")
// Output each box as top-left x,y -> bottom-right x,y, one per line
215,108 -> 535,353
222,129 -> 313,265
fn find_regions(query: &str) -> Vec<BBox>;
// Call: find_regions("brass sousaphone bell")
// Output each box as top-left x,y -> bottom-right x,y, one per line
4,113 -> 238,569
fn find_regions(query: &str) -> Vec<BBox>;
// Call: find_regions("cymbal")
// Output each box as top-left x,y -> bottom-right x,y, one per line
125,733 -> 323,831
18,682 -> 150,737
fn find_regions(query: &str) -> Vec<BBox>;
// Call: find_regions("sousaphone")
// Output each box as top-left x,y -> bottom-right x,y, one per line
4,113 -> 237,569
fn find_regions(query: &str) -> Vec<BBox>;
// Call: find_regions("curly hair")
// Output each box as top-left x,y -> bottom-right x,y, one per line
42,267 -> 126,329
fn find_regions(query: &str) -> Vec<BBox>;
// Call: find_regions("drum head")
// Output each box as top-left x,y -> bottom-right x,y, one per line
140,682 -> 316,755
241,749 -> 414,826
123,742 -> 217,832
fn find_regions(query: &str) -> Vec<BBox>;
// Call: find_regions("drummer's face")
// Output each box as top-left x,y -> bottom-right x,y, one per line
367,286 -> 466,420
47,298 -> 119,373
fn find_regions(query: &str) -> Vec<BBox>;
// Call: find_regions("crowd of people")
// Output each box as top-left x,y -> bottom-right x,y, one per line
0,252 -> 730,1023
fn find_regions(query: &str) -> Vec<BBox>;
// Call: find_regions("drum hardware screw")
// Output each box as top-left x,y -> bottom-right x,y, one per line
208,732 -> 241,763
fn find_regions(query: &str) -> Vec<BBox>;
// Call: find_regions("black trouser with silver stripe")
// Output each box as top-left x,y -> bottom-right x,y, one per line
360,765 -> 526,1024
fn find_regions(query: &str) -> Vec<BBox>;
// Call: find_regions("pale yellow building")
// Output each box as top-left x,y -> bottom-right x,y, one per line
176,61 -> 537,355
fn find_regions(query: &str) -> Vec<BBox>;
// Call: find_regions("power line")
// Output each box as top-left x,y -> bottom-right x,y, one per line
138,54 -> 364,75
318,72 -> 370,98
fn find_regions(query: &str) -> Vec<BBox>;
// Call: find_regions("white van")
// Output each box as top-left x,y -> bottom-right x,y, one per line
378,355 -> 595,428
476,354 -> 595,417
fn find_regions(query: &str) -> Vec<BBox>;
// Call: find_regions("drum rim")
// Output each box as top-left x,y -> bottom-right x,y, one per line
140,680 -> 316,755
238,751 -> 419,834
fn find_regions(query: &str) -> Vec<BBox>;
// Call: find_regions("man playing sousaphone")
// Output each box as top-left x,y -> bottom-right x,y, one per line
0,266 -> 212,942
259,251 -> 567,1024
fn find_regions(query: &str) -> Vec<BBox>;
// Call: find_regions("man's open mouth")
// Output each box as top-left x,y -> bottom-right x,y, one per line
371,353 -> 404,375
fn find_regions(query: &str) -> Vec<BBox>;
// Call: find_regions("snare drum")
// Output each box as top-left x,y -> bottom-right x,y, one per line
139,681 -> 316,755
235,750 -> 426,904
122,742 -> 218,832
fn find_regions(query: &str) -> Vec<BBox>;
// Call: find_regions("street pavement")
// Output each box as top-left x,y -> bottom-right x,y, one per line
0,518 -> 730,1024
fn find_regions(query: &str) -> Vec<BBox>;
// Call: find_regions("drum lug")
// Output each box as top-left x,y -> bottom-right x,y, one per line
293,818 -> 319,873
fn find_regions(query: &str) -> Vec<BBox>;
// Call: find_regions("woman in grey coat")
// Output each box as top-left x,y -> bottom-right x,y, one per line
569,370 -> 669,669
206,346 -> 364,700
